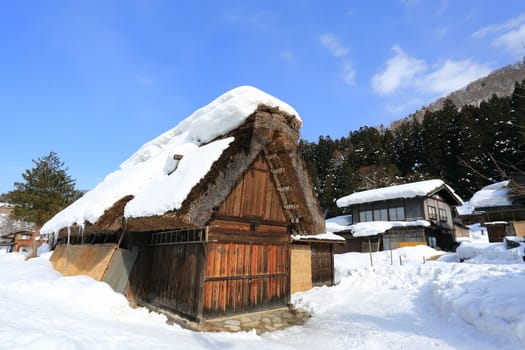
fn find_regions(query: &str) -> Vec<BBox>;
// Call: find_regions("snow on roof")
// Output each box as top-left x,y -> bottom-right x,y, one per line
41,86 -> 300,235
325,215 -> 353,233
347,220 -> 431,237
291,232 -> 345,242
456,181 -> 511,215
471,181 -> 511,209
336,179 -> 463,208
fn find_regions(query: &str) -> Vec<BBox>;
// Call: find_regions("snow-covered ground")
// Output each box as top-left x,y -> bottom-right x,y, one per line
1,243 -> 524,350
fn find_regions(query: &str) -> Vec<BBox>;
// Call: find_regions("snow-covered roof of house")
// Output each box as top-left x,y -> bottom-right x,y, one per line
344,220 -> 431,237
469,181 -> 511,209
291,232 -> 345,242
336,179 -> 463,208
325,215 -> 353,233
456,181 -> 511,215
41,86 -> 300,235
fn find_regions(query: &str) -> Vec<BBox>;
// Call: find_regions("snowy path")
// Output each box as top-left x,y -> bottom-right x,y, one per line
276,263 -> 523,350
0,250 -> 524,350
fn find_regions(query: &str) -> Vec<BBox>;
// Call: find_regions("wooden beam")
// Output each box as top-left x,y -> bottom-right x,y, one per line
277,186 -> 290,192
211,215 -> 288,227
207,229 -> 289,244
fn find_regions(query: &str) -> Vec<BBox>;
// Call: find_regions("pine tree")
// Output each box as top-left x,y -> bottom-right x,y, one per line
508,80 -> 525,169
393,118 -> 425,178
6,152 -> 81,228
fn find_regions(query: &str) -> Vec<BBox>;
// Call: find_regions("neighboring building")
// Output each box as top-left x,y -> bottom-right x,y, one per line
1,203 -> 36,253
0,230 -> 43,253
0,202 -> 12,215
457,176 -> 525,242
333,179 -> 463,252
41,86 -> 338,329
0,203 -> 35,236
12,231 -> 43,253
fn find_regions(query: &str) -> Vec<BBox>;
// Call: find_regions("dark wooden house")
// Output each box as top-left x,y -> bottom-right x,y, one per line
334,180 -> 463,252
458,176 -> 525,242
43,89 -> 331,323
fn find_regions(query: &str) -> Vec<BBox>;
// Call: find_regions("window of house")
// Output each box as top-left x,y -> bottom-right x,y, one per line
359,210 -> 373,222
428,206 -> 437,220
373,208 -> 388,221
388,207 -> 405,221
439,208 -> 447,221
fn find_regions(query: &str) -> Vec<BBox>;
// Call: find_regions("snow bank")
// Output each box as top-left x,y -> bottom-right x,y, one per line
456,240 -> 525,264
336,179 -> 463,207
41,86 -> 299,235
1,244 -> 525,349
0,253 -> 257,350
432,262 -> 525,346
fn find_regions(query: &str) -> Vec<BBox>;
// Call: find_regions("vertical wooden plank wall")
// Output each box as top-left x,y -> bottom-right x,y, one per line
202,242 -> 289,317
310,243 -> 334,287
217,154 -> 287,223
129,241 -> 206,319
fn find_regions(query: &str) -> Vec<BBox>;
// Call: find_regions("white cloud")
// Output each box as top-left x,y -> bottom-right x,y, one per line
436,0 -> 448,16
372,45 -> 491,97
279,50 -> 295,63
472,12 -> 525,58
435,27 -> 449,37
420,59 -> 491,95
472,12 -> 525,39
319,33 -> 355,85
139,76 -> 153,86
341,60 -> 356,85
372,45 -> 427,95
319,33 -> 349,58
492,24 -> 525,58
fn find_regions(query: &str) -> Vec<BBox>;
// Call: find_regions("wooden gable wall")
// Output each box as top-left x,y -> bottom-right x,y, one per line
202,153 -> 292,317
217,153 -> 287,223
208,153 -> 289,243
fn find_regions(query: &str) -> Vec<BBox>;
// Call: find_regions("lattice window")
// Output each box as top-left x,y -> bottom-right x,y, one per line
150,227 -> 208,246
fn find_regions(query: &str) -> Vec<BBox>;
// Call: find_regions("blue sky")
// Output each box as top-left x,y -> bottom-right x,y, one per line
2,1 -> 525,193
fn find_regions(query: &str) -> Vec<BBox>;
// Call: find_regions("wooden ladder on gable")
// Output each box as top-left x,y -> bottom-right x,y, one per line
263,146 -> 305,234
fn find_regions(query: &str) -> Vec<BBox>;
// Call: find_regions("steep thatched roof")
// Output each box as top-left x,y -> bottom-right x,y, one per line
48,104 -> 324,240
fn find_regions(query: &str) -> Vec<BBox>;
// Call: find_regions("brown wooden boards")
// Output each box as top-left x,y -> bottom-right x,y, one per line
218,154 -> 287,223
202,242 -> 289,317
310,243 -> 334,287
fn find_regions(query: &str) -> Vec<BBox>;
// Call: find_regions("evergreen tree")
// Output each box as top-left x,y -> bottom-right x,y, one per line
299,84 -> 525,212
393,118 -> 425,178
6,152 -> 81,228
456,104 -> 491,196
509,79 -> 525,169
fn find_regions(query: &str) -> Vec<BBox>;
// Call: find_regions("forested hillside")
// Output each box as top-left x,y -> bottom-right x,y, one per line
300,80 -> 525,217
